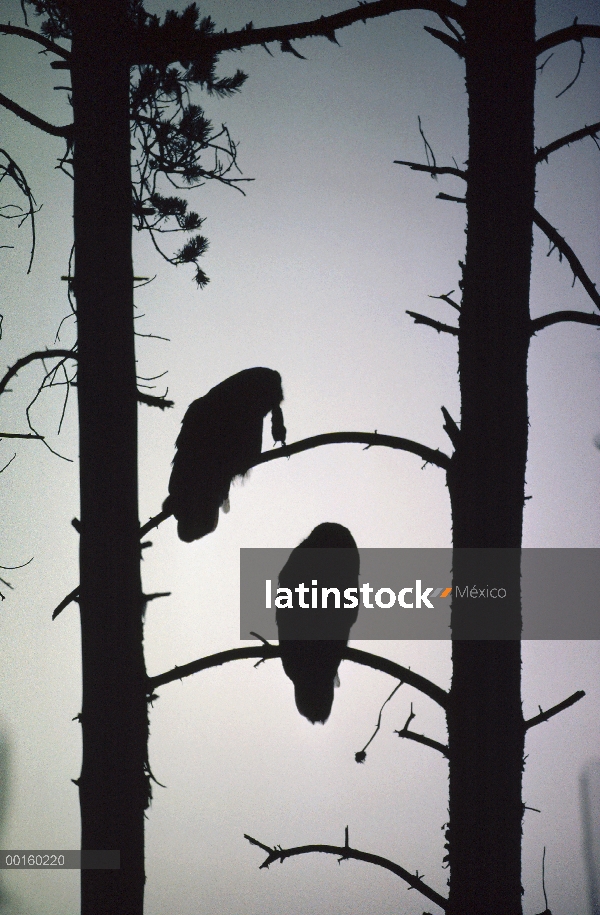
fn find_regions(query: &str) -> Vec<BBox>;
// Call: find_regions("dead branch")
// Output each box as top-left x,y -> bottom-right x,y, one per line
533,210 -> 600,311
406,310 -> 458,335
0,349 -> 75,398
251,432 -> 452,471
0,431 -> 43,439
0,91 -> 73,139
441,407 -> 460,446
524,690 -> 585,731
430,290 -> 461,311
395,703 -> 449,758
536,23 -> 600,57
394,159 -> 467,180
423,25 -> 463,56
0,147 -> 38,273
244,830 -> 447,910
148,644 -> 449,709
530,311 -> 600,333
136,392 -> 174,409
535,121 -> 600,163
0,23 -> 70,60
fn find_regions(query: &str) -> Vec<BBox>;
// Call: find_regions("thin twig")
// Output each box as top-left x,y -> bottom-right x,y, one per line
355,682 -> 403,763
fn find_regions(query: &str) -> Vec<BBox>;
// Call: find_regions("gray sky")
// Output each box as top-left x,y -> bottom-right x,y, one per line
1,1 -> 599,913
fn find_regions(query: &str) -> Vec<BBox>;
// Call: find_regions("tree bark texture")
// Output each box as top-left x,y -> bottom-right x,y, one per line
71,1 -> 148,912
446,1 -> 535,913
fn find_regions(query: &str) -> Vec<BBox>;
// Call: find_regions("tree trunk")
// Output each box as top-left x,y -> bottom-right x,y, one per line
446,1 -> 535,913
71,1 -> 148,912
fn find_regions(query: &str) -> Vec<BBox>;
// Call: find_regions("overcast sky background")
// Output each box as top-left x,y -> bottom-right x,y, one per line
1,1 -> 600,913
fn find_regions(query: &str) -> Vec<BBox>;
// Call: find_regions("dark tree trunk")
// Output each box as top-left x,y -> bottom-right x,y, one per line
71,1 -> 148,912
446,1 -> 535,913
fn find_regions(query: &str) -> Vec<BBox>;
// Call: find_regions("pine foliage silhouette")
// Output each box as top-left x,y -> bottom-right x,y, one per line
164,367 -> 286,541
277,523 -> 360,724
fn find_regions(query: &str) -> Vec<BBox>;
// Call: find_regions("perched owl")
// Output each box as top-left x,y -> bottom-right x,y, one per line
164,368 -> 286,542
277,523 -> 360,724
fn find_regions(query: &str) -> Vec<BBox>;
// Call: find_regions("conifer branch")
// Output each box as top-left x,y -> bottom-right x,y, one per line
135,0 -> 465,64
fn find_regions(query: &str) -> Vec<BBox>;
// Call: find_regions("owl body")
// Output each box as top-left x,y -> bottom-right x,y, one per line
277,523 -> 360,724
164,368 -> 285,541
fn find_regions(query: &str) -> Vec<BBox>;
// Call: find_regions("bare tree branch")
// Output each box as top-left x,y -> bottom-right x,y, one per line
0,431 -> 43,439
0,23 -> 70,59
136,0 -> 465,65
524,690 -> 585,730
536,24 -> 600,56
406,310 -> 458,335
423,25 -> 463,56
395,702 -> 449,758
0,91 -> 73,138
535,121 -> 600,163
533,209 -> 600,311
0,147 -> 39,273
147,644 -> 449,709
0,349 -> 75,398
394,159 -> 467,179
51,585 -> 79,620
394,157 -> 599,312
251,432 -> 452,471
530,311 -> 600,333
136,391 -> 174,409
244,831 -> 447,910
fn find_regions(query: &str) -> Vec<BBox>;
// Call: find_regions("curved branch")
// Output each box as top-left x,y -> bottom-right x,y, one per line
530,311 -> 600,333
524,690 -> 585,731
406,310 -> 459,335
251,432 -> 451,471
535,121 -> 600,163
0,23 -> 70,59
0,349 -> 76,399
137,0 -> 464,64
0,91 -> 73,139
536,24 -> 600,56
533,209 -> 600,311
244,833 -> 447,910
148,644 -> 449,710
